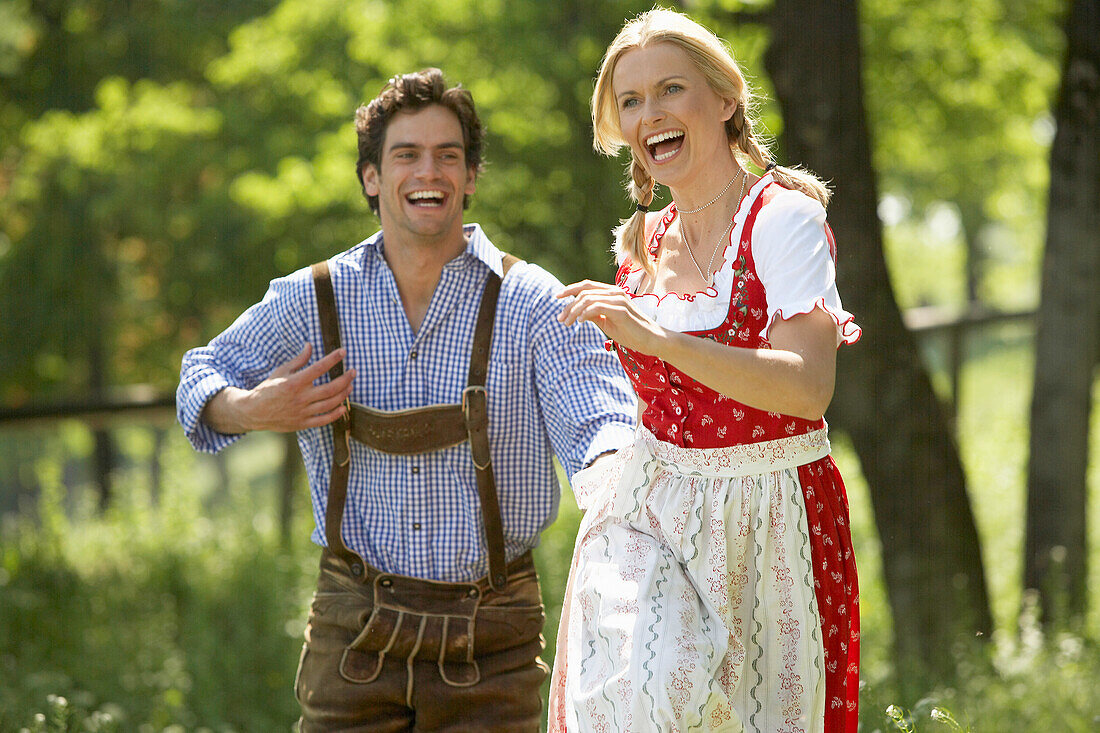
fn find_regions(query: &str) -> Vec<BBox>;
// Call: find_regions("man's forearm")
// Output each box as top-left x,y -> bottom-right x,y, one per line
200,387 -> 253,435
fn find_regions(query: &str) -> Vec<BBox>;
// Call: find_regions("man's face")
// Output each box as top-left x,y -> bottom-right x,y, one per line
362,104 -> 477,244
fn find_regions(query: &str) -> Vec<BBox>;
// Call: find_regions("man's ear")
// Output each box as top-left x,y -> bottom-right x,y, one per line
464,165 -> 477,197
362,164 -> 380,197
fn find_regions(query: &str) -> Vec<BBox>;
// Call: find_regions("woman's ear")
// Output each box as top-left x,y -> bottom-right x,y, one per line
721,97 -> 737,123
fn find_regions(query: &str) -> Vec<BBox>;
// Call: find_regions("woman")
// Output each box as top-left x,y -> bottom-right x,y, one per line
549,9 -> 861,732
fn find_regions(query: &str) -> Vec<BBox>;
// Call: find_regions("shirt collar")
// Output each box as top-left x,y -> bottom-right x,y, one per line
361,223 -> 503,277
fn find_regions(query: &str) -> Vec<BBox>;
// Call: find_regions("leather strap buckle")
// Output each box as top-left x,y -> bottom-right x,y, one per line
462,386 -> 491,471
461,385 -> 487,417
334,400 -> 351,468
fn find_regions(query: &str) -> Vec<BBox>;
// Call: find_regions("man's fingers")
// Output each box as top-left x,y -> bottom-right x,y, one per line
297,347 -> 347,382
270,343 -> 313,378
312,368 -> 356,401
302,403 -> 350,429
289,342 -> 313,370
308,388 -> 353,419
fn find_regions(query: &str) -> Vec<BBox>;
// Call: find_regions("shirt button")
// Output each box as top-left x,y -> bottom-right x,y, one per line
409,350 -> 418,360
411,466 -> 420,474
413,522 -> 422,531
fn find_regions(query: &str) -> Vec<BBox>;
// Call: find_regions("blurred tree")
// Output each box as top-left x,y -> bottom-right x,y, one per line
0,0 -> 659,503
0,0 -> 272,504
1024,0 -> 1099,625
711,0 -> 995,678
861,0 -> 1063,307
0,79 -> 231,504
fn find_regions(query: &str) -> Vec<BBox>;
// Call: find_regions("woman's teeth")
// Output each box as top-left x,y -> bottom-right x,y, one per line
645,131 -> 684,161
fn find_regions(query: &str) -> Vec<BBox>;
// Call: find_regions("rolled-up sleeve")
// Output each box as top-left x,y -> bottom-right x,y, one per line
176,271 -> 312,453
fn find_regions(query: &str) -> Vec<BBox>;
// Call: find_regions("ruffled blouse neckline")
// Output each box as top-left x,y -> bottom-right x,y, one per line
623,173 -> 774,333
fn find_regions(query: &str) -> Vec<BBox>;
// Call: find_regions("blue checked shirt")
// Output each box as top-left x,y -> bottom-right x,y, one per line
178,224 -> 636,582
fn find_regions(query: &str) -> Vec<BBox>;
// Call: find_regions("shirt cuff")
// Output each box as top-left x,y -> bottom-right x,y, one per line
177,373 -> 244,454
580,422 -> 635,470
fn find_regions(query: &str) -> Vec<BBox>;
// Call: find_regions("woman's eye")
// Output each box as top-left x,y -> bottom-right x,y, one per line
621,98 -> 639,109
666,84 -> 683,94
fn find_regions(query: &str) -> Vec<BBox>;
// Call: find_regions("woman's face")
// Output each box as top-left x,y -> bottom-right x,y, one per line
611,41 -> 736,190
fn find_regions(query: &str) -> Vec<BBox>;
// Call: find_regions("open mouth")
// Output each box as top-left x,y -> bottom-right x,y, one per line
645,130 -> 685,162
406,190 -> 446,207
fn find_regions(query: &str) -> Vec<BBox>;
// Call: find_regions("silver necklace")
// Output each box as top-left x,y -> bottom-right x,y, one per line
679,172 -> 746,284
676,173 -> 738,215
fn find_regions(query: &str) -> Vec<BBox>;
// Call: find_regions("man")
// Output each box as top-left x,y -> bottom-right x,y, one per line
176,68 -> 635,731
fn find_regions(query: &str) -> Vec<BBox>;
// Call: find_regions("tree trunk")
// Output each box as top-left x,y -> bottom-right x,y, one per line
757,0 -> 993,676
149,426 -> 166,505
280,432 -> 300,548
1024,0 -> 1100,624
89,337 -> 114,512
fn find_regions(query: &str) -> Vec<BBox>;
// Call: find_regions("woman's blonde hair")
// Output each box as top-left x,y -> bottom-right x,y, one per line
592,8 -> 830,274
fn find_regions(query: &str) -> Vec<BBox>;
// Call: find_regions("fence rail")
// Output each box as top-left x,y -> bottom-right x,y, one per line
0,304 -> 1037,522
0,385 -> 176,428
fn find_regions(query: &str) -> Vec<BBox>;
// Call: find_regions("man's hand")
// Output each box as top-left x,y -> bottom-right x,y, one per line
201,343 -> 356,434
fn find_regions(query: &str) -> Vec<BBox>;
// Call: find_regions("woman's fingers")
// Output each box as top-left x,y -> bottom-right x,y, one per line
557,279 -> 612,298
561,291 -> 631,327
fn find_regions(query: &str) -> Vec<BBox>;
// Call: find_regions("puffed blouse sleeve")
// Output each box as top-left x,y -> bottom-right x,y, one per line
752,188 -> 862,346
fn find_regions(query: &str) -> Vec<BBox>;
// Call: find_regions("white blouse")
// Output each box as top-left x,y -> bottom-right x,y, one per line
621,173 -> 861,346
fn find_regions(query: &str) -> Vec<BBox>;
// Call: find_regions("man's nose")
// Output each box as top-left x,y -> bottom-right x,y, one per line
415,155 -> 444,178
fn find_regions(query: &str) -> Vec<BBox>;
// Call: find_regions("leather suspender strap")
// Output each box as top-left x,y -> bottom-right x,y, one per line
465,253 -> 518,591
310,262 -> 361,574
310,255 -> 520,588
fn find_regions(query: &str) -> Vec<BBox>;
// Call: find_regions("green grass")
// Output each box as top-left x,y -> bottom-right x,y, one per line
1,326 -> 1098,731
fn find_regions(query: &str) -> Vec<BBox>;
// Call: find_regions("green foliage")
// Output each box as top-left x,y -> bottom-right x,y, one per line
0,432 -> 312,731
0,0 -> 1093,730
862,0 -> 1065,307
4,325 -> 1100,731
0,0 -> 669,405
0,0 -> 1065,400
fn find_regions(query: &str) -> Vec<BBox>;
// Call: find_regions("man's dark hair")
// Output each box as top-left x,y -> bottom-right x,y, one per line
355,68 -> 484,215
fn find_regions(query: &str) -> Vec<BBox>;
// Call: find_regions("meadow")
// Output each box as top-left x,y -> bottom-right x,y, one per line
1,321 -> 1098,732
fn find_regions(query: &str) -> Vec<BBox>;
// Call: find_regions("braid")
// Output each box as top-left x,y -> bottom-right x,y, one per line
730,104 -> 831,208
614,156 -> 658,276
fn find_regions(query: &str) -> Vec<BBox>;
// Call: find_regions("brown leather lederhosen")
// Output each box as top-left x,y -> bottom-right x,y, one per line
304,255 -> 544,695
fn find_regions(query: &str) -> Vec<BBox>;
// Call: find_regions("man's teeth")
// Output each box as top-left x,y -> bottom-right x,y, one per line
408,190 -> 444,202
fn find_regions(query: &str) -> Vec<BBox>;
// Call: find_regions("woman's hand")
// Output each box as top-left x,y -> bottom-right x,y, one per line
557,280 -> 665,355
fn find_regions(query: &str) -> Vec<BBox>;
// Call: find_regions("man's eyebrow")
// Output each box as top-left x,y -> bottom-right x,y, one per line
386,141 -> 464,152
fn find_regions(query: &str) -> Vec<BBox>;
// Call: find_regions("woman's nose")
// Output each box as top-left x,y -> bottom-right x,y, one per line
641,98 -> 665,125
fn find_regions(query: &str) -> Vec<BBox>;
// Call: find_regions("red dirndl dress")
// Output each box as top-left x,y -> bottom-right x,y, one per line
549,176 -> 861,732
